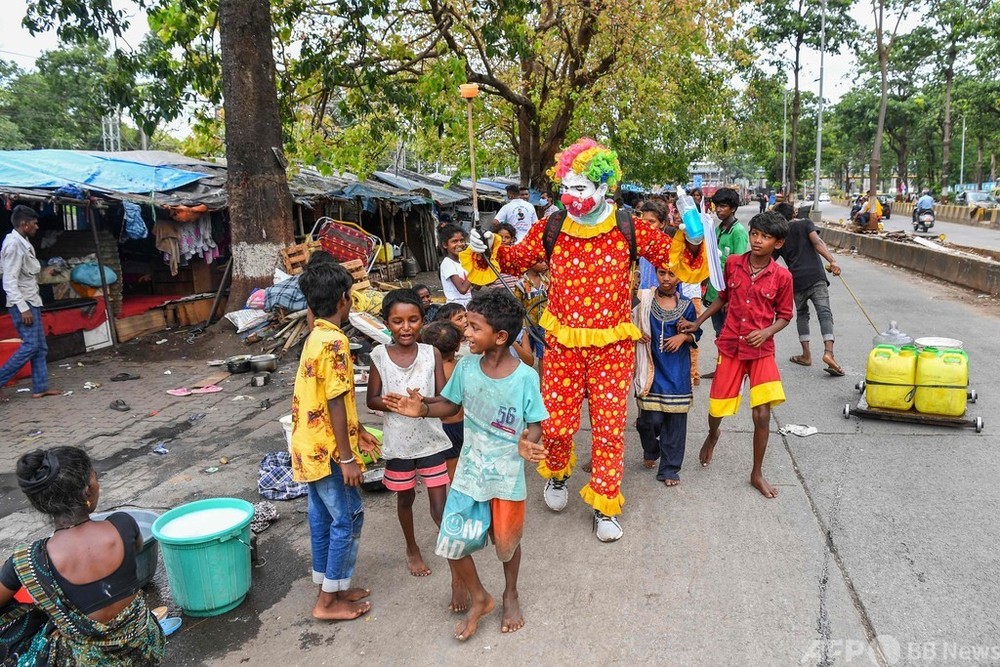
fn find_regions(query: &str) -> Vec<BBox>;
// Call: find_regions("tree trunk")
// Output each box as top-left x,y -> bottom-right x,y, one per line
975,134 -> 984,189
897,142 -> 908,195
218,0 -> 295,307
990,150 -> 996,184
869,36 -> 890,231
789,45 -> 802,200
939,42 -> 957,197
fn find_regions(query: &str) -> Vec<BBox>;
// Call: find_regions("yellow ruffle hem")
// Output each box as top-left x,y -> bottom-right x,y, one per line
580,484 -> 625,516
459,246 -> 502,287
538,309 -> 641,348
537,449 -> 577,479
667,227 -> 710,284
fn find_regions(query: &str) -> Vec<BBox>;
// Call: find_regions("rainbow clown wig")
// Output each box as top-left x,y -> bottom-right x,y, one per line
547,138 -> 623,190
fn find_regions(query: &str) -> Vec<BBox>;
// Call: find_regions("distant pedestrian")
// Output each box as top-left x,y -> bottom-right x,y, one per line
538,190 -> 560,218
758,192 -> 767,213
494,185 -> 538,241
291,260 -> 380,621
0,205 -> 60,400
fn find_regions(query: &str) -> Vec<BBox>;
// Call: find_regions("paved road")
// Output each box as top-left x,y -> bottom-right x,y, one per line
1,258 -> 996,666
815,201 -> 1000,253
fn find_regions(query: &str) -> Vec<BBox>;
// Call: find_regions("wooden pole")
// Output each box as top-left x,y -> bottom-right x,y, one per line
86,203 -> 119,349
460,82 -> 481,228
466,98 -> 479,226
378,204 -> 389,268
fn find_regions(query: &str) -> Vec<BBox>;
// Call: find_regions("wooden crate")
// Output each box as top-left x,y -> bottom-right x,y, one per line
369,259 -> 403,283
280,241 -> 321,275
341,259 -> 371,291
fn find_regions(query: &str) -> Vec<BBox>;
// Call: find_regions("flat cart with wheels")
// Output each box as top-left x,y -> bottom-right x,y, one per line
845,381 -> 983,433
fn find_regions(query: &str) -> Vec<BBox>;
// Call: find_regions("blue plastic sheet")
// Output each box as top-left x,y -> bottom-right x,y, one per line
0,150 -> 204,194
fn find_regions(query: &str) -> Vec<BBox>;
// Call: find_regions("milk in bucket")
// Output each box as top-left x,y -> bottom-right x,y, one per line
158,507 -> 249,540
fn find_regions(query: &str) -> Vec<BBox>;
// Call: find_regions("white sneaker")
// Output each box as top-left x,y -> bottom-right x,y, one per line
543,478 -> 569,512
593,510 -> 623,542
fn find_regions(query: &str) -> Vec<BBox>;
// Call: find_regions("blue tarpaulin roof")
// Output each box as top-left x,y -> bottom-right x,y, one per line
0,150 -> 205,194
372,171 -> 467,205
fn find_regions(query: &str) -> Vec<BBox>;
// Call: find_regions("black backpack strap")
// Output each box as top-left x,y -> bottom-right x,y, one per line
544,208 -> 636,265
616,208 -> 637,265
542,210 -> 567,260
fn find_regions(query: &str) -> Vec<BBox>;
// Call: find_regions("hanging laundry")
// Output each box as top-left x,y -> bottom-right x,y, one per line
122,201 -> 148,240
154,219 -> 182,275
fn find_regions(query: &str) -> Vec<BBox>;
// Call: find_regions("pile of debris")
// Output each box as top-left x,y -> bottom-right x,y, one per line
223,243 -> 408,360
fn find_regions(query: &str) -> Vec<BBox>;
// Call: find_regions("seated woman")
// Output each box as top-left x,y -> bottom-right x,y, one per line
0,447 -> 165,665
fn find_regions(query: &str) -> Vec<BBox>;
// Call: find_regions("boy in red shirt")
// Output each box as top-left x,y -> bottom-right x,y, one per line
680,212 -> 793,498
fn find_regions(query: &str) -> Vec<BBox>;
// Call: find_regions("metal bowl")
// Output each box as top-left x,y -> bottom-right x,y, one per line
250,354 -> 278,372
226,355 -> 252,374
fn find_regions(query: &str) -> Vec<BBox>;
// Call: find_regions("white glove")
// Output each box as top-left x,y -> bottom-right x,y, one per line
468,229 -> 493,254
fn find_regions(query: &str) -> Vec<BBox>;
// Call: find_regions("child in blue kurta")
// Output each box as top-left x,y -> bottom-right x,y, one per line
632,265 -> 702,486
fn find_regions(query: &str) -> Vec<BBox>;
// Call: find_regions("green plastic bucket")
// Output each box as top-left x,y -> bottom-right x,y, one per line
151,498 -> 254,617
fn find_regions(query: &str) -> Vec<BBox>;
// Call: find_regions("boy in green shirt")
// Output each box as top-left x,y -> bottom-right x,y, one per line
703,187 -> 749,336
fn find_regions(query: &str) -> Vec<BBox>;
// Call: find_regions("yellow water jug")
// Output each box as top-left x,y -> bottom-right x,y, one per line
865,345 -> 917,410
914,347 -> 968,417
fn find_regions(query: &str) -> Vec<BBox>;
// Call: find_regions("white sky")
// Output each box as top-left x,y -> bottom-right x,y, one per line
1,0 -> 918,129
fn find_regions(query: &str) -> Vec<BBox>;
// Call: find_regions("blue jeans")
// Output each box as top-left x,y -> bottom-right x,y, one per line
0,306 -> 49,393
307,461 -> 364,592
637,410 -> 688,481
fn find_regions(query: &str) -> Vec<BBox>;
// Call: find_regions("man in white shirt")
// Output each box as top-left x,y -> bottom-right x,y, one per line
493,184 -> 538,242
1,206 -> 59,399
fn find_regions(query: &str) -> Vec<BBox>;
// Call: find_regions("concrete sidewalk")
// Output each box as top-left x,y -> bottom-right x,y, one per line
1,253 -> 997,666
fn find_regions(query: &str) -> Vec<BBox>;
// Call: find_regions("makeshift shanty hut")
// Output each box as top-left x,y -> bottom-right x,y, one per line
0,150 -> 442,356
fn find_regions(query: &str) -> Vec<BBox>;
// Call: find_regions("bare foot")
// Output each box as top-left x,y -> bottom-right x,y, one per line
750,473 -> 778,498
642,459 -> 656,469
312,598 -> 371,621
789,355 -> 811,366
662,478 -> 679,487
454,594 -> 495,641
501,591 -> 524,634
449,578 -> 470,612
32,389 -> 61,398
822,352 -> 844,375
341,587 -> 371,602
407,549 -> 432,577
699,432 -> 719,467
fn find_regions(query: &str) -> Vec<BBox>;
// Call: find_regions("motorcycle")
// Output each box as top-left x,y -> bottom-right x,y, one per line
912,208 -> 935,232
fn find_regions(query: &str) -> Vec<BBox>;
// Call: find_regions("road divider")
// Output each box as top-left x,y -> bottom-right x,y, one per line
819,224 -> 1000,295
832,198 -> 999,228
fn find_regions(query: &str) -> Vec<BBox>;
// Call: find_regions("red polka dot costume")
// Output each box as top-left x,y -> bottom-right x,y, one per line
465,208 -> 707,517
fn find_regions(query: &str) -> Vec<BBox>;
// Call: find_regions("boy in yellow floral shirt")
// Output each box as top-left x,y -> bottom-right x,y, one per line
291,257 -> 378,621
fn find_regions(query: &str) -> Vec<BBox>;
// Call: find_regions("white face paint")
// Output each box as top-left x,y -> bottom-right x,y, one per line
559,171 -> 609,224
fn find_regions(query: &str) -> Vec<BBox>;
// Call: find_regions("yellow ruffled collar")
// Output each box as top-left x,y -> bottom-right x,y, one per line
559,209 -> 618,239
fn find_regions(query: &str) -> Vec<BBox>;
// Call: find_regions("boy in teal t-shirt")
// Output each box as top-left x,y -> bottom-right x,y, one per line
384,289 -> 548,642
704,188 -> 749,337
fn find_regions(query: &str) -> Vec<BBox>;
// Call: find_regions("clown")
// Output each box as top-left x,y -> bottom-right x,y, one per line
466,138 -> 709,541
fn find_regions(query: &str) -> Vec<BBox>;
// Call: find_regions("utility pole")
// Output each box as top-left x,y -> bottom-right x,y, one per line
959,114 -> 966,190
811,0 -> 827,221
782,88 -> 788,197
